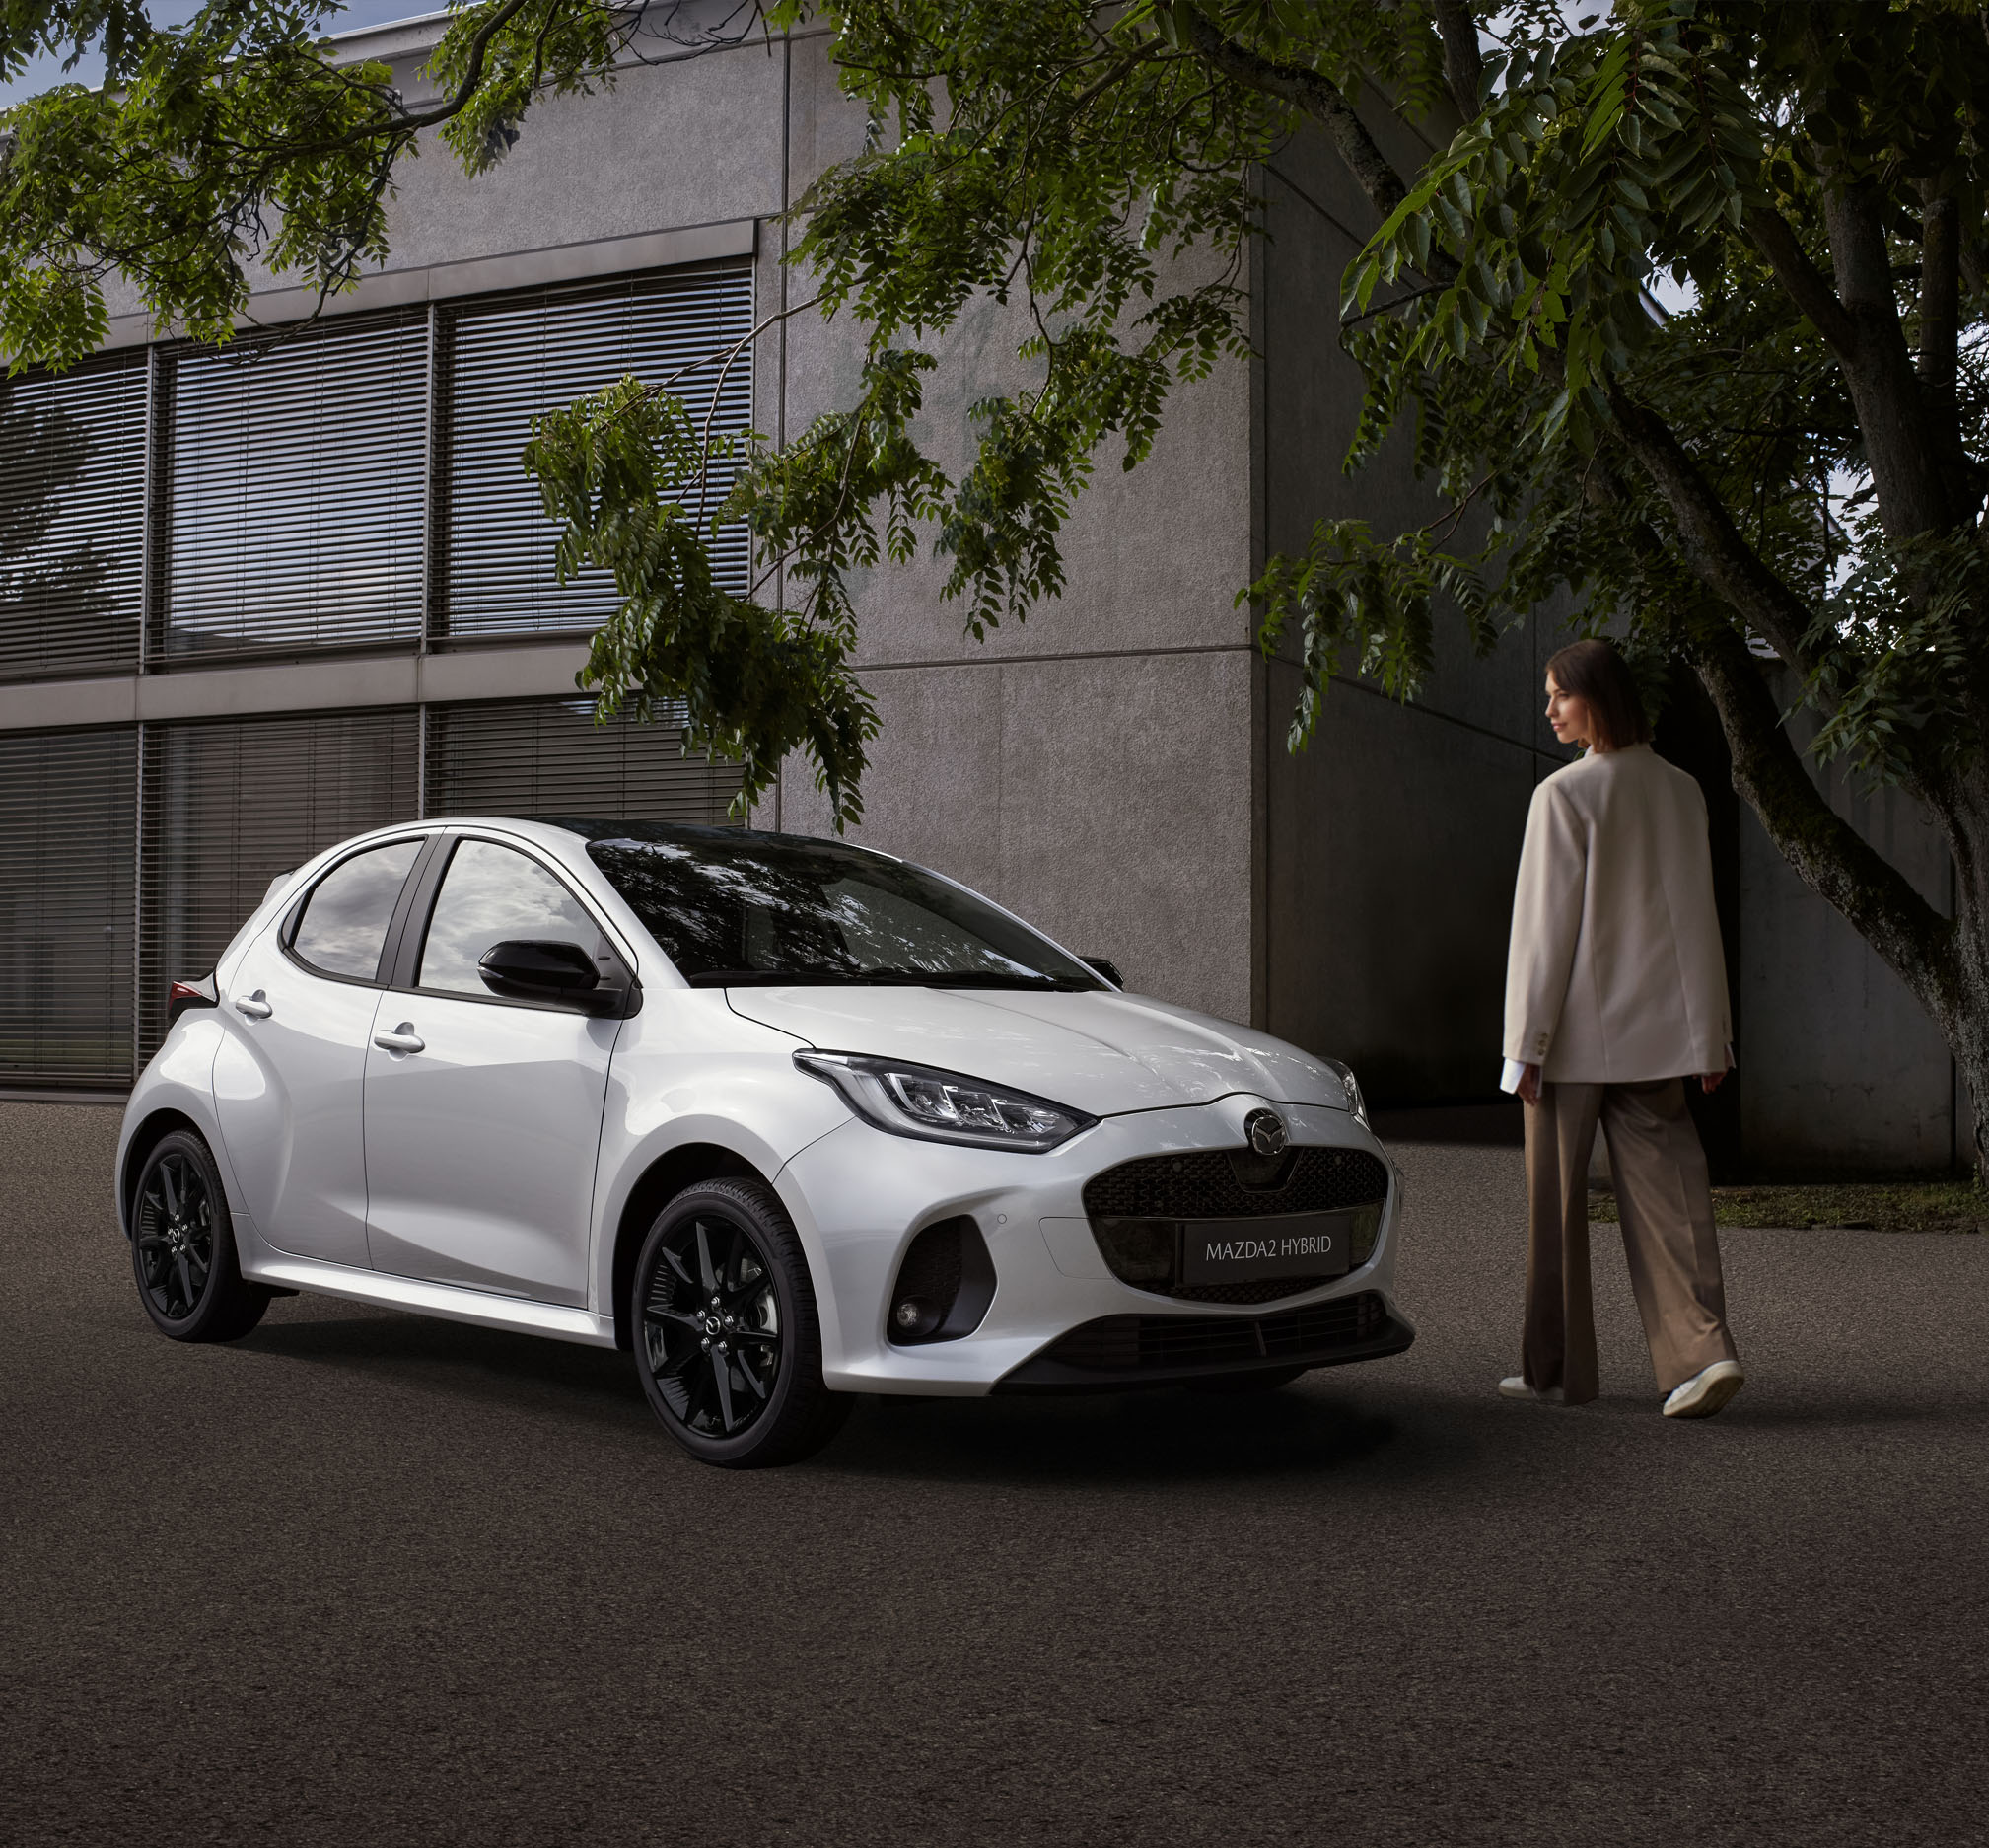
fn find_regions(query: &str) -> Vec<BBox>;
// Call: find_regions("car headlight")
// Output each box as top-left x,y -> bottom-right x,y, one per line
794,1051 -> 1097,1153
1323,1057 -> 1368,1127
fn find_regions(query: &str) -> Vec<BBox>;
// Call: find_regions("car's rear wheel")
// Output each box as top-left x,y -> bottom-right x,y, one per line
131,1130 -> 270,1343
631,1178 -> 850,1468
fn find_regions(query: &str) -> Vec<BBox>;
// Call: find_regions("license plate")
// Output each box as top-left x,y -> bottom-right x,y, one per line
1178,1212 -> 1356,1286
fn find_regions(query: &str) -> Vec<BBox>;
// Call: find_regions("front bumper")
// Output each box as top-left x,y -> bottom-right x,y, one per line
994,1291 -> 1415,1393
773,1092 -> 1410,1395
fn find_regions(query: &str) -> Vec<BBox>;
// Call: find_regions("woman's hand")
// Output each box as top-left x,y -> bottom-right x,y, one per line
1517,1063 -> 1543,1104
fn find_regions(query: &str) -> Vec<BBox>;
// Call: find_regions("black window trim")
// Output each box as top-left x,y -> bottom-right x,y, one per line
279,832 -> 441,989
388,829 -> 642,1018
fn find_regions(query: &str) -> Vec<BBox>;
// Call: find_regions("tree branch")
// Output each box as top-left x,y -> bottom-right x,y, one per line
1683,619 -> 1956,1024
1822,178 -> 1956,539
1914,184 -> 1978,516
1429,0 -> 1482,122
1602,381 -> 1820,677
1173,2 -> 1407,222
1742,204 -> 1856,356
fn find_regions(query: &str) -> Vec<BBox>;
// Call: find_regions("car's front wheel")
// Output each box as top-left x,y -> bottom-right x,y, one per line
631,1178 -> 850,1468
130,1129 -> 271,1343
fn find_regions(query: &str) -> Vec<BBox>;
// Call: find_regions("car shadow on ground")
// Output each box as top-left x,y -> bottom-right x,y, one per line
239,1306 -> 649,1426
819,1381 -> 1451,1488
234,1302 -> 1468,1484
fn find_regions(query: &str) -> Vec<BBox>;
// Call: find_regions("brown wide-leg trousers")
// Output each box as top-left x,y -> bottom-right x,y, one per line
1523,1078 -> 1740,1402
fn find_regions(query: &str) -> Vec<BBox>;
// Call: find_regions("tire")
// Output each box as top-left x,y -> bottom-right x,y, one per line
1186,1366 -> 1310,1395
630,1177 -> 851,1468
130,1129 -> 270,1343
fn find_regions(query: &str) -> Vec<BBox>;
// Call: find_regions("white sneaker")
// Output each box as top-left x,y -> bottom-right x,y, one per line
1663,1359 -> 1744,1419
1498,1376 -> 1563,1403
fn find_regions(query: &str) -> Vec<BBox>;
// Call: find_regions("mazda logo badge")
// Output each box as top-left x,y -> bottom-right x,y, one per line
1244,1108 -> 1288,1158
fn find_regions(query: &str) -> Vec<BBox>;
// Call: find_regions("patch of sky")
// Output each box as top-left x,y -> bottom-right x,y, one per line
1,0 -> 437,107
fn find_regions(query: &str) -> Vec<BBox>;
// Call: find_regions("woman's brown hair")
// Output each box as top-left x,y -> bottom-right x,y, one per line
1544,638 -> 1652,750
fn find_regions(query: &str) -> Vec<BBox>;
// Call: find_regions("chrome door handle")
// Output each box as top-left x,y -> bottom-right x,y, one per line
373,1025 -> 425,1054
233,991 -> 272,1019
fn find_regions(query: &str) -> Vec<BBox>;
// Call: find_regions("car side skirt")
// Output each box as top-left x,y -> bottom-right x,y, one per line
248,1254 -> 619,1349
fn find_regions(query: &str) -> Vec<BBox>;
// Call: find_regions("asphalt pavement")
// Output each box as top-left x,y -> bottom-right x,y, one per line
2,1099 -> 1985,1847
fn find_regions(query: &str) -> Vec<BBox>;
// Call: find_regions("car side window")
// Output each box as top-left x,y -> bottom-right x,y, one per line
417,839 -> 604,998
289,839 -> 423,981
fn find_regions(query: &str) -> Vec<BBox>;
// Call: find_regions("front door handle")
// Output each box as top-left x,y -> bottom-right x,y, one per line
373,1025 -> 425,1055
234,990 -> 272,1019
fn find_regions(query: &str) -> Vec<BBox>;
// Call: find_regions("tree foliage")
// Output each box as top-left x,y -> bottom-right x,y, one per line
8,0 -> 1989,1161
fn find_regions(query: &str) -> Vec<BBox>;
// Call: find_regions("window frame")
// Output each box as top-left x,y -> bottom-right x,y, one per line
280,833 -> 441,988
389,830 -> 641,1018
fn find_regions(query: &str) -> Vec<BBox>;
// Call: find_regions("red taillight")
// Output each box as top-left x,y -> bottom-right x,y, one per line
166,976 -> 217,1026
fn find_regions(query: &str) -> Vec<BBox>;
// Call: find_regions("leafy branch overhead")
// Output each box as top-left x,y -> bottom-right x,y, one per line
9,1 -> 1989,1165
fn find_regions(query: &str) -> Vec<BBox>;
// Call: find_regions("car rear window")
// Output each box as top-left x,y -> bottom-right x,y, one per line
290,839 -> 421,980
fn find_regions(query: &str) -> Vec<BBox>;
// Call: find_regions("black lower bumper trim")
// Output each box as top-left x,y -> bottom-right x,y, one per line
992,1290 -> 1414,1394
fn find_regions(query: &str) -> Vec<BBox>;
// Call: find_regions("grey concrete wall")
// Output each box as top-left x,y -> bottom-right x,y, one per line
774,31 -> 1261,1024
1739,739 -> 1960,1173
1257,114 -> 1572,1101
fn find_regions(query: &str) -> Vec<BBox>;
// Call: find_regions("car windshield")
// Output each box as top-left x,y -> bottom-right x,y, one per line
583,831 -> 1103,989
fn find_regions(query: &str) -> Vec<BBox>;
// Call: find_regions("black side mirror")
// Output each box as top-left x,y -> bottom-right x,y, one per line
478,939 -> 602,1003
1083,957 -> 1124,988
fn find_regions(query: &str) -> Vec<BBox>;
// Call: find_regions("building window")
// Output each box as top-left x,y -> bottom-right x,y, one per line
0,727 -> 137,1086
425,696 -> 744,824
138,708 -> 420,1055
440,263 -> 755,642
162,311 -> 430,660
0,354 -> 148,681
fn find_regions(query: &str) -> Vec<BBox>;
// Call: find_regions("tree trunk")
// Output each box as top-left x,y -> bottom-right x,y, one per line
1686,629 -> 1989,1183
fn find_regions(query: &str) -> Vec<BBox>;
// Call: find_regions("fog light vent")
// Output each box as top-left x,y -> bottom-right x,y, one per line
888,1215 -> 996,1345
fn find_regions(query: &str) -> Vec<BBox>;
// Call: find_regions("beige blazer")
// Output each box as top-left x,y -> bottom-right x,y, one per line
1504,744 -> 1732,1082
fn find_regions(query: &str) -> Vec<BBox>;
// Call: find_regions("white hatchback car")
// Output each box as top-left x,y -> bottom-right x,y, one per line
116,818 -> 1412,1465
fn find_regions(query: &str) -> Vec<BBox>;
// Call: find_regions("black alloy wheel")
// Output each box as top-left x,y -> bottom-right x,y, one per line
131,1129 -> 270,1342
631,1177 -> 849,1468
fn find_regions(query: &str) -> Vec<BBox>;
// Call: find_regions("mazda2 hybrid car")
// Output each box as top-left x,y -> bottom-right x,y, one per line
115,818 -> 1413,1465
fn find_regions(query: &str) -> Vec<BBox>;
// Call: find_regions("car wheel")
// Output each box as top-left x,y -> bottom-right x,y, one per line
1186,1366 -> 1310,1394
631,1178 -> 851,1468
131,1130 -> 270,1343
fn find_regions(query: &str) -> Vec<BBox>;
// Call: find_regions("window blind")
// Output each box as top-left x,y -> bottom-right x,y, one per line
442,262 -> 754,642
425,696 -> 744,824
138,708 -> 419,1055
0,354 -> 148,681
163,312 -> 429,660
0,727 -> 137,1086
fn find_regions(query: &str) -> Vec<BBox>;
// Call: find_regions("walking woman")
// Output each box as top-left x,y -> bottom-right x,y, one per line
1500,639 -> 1744,1418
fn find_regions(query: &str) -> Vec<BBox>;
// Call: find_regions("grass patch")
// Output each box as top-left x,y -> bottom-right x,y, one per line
1588,1178 -> 1986,1233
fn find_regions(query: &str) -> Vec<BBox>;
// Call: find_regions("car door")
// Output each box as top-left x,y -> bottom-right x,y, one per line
361,834 -> 629,1307
211,835 -> 431,1268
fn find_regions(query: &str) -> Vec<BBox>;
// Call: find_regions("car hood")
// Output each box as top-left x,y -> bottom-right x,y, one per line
723,986 -> 1354,1117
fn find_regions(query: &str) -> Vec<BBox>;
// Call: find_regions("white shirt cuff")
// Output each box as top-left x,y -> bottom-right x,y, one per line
1500,1058 -> 1527,1095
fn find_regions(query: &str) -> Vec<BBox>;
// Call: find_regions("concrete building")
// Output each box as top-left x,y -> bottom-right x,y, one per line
0,9 -> 1964,1171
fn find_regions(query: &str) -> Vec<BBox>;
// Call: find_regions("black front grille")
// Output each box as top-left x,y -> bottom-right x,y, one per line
1083,1145 -> 1390,1221
1001,1291 -> 1401,1388
1082,1144 -> 1390,1303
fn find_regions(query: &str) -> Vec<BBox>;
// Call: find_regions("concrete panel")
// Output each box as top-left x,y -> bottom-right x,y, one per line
380,46 -> 786,271
783,650 -> 1256,1025
0,643 -> 595,732
1740,761 -> 1956,1173
100,223 -> 758,352
778,36 -> 1256,668
1265,663 -> 1536,1102
1260,129 -> 1550,755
